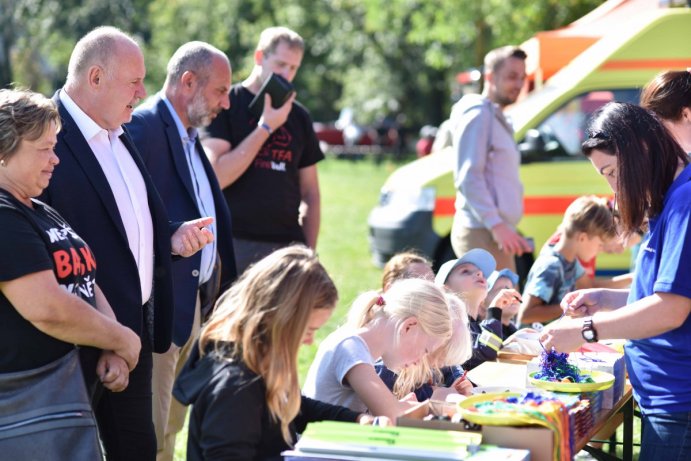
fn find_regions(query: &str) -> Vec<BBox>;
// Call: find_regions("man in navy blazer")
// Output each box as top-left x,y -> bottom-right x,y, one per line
41,27 -> 213,461
126,42 -> 237,461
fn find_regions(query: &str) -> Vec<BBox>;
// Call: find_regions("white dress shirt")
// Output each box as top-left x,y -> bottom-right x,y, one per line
60,90 -> 155,305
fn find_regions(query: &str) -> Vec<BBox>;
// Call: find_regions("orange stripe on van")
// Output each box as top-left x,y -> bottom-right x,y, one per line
434,196 -> 582,217
434,197 -> 456,216
524,196 -> 581,214
601,59 -> 691,71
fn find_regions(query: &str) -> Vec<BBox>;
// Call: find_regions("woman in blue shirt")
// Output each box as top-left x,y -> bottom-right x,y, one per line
540,102 -> 691,460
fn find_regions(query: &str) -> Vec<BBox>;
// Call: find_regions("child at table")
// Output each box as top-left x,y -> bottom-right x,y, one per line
302,278 -> 453,420
172,246 -> 372,460
481,268 -> 521,338
376,293 -> 474,401
435,249 -> 522,370
517,195 -> 617,329
545,199 -> 636,290
381,251 -> 434,292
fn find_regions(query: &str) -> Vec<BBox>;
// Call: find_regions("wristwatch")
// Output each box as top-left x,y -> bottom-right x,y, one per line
581,317 -> 598,343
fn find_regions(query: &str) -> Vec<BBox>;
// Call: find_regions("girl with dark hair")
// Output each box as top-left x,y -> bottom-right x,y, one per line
540,102 -> 691,459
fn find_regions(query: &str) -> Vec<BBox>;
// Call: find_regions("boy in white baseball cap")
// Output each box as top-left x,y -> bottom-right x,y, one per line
436,249 -> 512,370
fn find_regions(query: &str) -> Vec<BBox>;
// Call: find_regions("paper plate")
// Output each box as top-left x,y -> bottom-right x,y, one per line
457,392 -> 538,426
528,370 -> 615,392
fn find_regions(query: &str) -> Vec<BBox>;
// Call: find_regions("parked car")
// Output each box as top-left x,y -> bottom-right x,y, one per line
314,108 -> 403,156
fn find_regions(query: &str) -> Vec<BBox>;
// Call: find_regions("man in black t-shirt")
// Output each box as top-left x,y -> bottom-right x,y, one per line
204,26 -> 324,274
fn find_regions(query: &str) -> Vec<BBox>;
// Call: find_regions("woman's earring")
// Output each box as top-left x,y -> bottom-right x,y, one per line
0,159 -> 5,167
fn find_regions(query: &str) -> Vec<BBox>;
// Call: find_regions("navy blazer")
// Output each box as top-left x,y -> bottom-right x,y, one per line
127,96 -> 237,346
41,91 -> 175,353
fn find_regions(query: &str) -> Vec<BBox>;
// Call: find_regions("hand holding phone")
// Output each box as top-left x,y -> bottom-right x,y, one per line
248,73 -> 295,118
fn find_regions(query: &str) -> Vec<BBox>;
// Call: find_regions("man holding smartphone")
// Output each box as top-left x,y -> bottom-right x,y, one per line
203,26 -> 324,274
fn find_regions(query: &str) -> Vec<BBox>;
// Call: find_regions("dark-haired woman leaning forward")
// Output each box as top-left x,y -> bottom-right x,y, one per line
541,102 -> 691,460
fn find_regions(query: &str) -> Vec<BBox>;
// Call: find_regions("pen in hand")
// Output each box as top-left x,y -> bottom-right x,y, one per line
452,369 -> 472,395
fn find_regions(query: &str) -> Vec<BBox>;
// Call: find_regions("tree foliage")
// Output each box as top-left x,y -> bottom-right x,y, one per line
5,0 -> 602,129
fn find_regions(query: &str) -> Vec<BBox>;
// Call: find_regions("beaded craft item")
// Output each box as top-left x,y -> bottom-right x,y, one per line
533,349 -> 595,383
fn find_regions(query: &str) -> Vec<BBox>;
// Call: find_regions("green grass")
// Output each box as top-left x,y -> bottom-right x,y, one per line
173,155 -> 404,460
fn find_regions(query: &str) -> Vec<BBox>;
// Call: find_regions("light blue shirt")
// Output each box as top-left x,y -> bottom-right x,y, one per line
161,95 -> 217,285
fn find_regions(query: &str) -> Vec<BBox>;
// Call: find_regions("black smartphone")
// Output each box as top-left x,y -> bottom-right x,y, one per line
248,73 -> 295,118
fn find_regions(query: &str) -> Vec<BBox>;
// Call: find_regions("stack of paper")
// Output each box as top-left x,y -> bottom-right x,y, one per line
288,421 -> 529,460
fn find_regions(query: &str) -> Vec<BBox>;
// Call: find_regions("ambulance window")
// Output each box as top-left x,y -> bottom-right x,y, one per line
532,89 -> 641,158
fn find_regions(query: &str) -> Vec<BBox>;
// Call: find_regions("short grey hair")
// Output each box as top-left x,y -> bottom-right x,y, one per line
164,41 -> 229,89
484,46 -> 527,75
66,26 -> 139,84
0,88 -> 60,162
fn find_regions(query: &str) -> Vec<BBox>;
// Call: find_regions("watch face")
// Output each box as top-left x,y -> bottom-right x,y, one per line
583,329 -> 595,341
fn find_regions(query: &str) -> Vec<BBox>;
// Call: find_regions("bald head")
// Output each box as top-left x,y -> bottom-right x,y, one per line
63,26 -> 146,130
164,41 -> 230,90
162,42 -> 231,129
66,26 -> 140,86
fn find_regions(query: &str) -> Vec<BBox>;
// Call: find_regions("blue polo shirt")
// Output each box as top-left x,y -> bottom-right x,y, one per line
626,163 -> 691,415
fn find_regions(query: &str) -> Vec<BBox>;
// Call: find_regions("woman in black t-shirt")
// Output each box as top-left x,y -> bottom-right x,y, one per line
0,89 -> 140,387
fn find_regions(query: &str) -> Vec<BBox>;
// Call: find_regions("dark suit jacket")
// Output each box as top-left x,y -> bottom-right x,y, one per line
127,96 -> 236,346
41,90 -> 175,353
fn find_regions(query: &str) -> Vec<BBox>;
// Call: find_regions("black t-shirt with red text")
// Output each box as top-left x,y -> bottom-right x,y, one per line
0,189 -> 98,372
205,85 -> 324,243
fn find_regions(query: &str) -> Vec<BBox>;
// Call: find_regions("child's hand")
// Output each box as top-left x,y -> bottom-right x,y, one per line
491,288 -> 522,324
431,383 -> 471,401
490,288 -> 522,308
450,376 -> 474,396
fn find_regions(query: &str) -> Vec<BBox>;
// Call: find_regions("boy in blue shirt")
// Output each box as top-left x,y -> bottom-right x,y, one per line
518,196 -> 616,330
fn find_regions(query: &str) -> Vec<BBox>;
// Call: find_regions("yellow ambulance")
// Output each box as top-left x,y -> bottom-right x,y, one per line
368,5 -> 691,276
